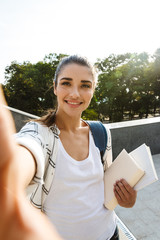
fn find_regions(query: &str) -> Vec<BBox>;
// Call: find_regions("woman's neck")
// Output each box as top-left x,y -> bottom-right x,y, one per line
55,112 -> 84,132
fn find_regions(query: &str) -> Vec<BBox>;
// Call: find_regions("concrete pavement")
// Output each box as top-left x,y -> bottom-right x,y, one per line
115,154 -> 160,240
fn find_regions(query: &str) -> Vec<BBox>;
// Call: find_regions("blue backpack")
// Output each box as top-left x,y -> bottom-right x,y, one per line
86,120 -> 108,164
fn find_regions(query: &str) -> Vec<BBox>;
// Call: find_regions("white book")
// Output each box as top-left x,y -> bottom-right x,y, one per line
129,144 -> 158,191
104,144 -> 158,210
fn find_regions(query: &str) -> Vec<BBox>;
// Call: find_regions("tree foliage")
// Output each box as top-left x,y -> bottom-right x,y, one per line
2,49 -> 160,122
95,50 -> 160,122
3,53 -> 67,115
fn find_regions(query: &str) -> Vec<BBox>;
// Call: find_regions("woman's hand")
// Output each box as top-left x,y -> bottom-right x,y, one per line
114,179 -> 137,208
0,85 -> 62,240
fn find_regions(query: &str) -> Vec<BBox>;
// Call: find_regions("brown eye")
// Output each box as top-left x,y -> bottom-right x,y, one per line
81,84 -> 91,88
61,82 -> 71,86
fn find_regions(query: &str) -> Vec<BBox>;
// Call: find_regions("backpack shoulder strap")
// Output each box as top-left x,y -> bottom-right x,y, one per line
86,120 -> 108,164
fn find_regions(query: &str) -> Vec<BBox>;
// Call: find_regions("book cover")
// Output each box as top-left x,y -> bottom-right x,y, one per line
104,149 -> 145,210
129,144 -> 158,191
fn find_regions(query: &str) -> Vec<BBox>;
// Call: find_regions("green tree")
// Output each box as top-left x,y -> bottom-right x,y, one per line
3,53 -> 67,115
95,52 -> 154,122
152,48 -> 160,114
117,52 -> 150,119
3,50 -> 160,121
95,53 -> 133,122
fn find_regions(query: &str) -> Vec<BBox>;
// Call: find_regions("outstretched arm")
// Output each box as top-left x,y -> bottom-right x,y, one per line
0,85 -> 62,240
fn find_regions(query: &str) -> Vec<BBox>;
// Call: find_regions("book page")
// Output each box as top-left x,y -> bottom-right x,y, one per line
104,149 -> 145,210
129,144 -> 158,191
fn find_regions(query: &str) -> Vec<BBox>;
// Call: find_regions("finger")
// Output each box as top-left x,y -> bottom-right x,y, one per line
114,189 -> 122,203
117,179 -> 137,202
120,179 -> 136,195
0,84 -> 7,105
0,84 -> 17,167
117,180 -> 130,197
114,181 -> 126,200
0,84 -> 16,134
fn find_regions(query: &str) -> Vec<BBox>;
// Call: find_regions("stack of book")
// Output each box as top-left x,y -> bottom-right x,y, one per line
104,144 -> 158,210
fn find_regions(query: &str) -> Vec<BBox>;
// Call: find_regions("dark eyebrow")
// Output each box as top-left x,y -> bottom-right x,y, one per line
81,80 -> 92,84
60,77 -> 72,81
59,78 -> 92,84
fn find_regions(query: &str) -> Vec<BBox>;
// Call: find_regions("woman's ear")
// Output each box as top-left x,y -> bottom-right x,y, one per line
53,83 -> 57,96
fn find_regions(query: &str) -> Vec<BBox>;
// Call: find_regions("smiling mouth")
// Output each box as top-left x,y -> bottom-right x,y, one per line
64,100 -> 83,105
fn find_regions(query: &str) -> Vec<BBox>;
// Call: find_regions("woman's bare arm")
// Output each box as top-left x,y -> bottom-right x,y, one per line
0,85 -> 62,240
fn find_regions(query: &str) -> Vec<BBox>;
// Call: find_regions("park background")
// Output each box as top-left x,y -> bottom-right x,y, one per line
2,50 -> 160,123
1,1 -> 160,239
1,0 -> 160,123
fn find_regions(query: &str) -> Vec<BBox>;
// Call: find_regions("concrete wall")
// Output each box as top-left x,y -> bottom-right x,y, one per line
9,106 -> 160,159
8,106 -> 38,132
107,118 -> 160,158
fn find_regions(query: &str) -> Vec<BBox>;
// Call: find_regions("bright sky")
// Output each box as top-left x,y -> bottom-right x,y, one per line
0,0 -> 160,83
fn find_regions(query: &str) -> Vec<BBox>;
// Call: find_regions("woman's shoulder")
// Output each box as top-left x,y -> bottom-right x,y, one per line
18,121 -> 60,137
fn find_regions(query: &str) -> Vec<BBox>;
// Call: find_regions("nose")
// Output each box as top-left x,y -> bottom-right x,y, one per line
69,86 -> 80,98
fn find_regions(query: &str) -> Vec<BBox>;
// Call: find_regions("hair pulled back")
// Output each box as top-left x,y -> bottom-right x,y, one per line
54,55 -> 96,87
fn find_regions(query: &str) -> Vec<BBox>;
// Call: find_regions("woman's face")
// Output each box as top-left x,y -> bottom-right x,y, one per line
54,63 -> 94,118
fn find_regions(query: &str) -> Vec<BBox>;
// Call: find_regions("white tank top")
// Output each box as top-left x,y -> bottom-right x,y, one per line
43,131 -> 116,240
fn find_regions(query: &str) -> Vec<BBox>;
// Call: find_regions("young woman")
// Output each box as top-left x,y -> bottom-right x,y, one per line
0,55 -> 137,240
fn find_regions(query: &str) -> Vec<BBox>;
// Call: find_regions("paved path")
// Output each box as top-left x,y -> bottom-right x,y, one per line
115,154 -> 160,240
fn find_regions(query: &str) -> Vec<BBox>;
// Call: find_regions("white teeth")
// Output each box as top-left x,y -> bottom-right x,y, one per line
67,102 -> 80,105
